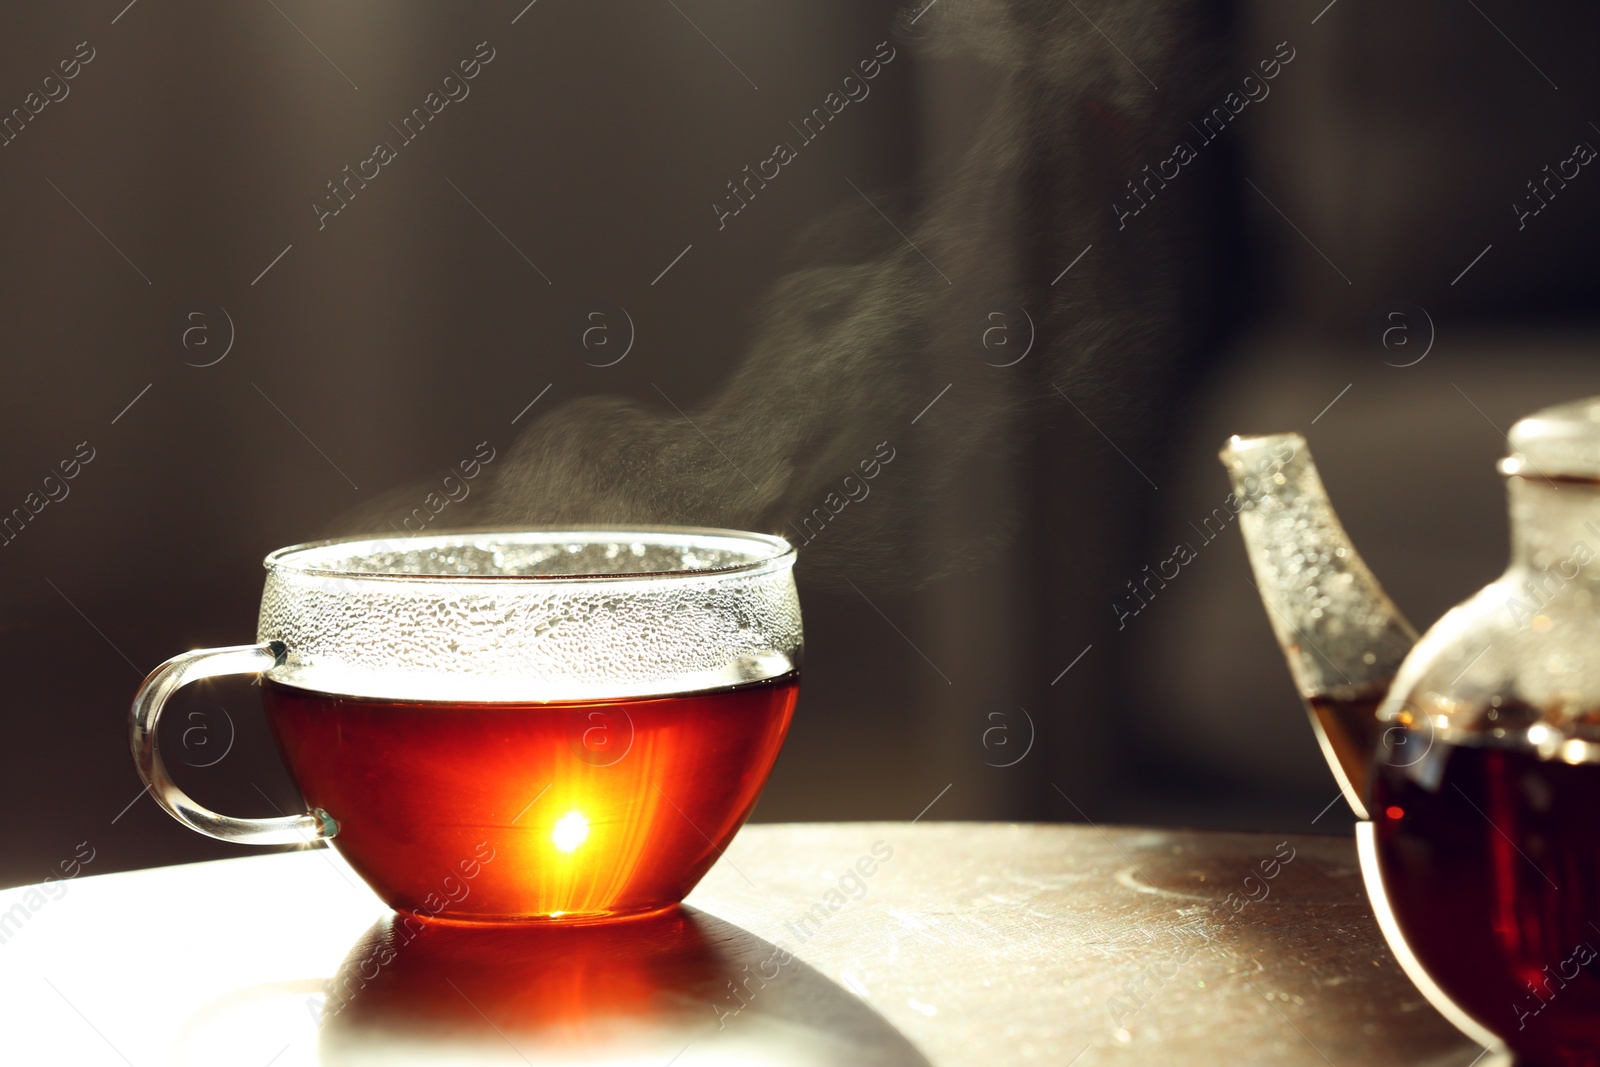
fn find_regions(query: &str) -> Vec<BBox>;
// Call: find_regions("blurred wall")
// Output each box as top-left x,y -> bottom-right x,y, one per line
1122,0 -> 1600,827
0,0 -> 1242,886
19,0 -> 1586,886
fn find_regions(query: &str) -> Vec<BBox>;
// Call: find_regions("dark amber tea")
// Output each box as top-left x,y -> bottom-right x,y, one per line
263,673 -> 799,922
1371,727 -> 1600,1065
1306,681 -> 1389,805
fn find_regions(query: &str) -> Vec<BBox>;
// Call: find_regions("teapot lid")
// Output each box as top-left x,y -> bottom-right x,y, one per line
1503,396 -> 1600,480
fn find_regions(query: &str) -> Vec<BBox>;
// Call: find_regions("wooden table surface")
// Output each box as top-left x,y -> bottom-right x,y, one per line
0,823 -> 1498,1066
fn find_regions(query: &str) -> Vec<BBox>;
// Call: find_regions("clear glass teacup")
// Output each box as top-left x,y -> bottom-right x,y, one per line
129,528 -> 802,923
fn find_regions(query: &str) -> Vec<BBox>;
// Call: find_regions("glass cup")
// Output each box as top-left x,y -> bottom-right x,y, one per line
129,527 -> 802,923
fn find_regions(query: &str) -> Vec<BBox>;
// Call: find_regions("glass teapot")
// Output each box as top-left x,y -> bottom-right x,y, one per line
1223,398 -> 1600,1065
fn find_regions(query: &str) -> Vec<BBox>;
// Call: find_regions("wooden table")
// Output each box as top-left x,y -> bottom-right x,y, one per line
0,824 -> 1495,1066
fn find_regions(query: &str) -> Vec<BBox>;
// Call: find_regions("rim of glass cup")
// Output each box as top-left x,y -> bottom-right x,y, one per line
262,525 -> 797,584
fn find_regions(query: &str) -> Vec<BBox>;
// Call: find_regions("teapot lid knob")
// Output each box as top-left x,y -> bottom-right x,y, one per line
1502,396 -> 1600,480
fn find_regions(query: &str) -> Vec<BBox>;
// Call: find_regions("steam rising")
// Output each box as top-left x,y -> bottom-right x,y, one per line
340,0 -> 1225,591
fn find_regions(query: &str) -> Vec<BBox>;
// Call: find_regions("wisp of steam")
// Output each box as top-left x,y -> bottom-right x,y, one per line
338,0 -> 1228,592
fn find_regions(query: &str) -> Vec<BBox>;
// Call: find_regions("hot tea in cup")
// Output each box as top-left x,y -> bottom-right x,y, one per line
129,528 -> 802,923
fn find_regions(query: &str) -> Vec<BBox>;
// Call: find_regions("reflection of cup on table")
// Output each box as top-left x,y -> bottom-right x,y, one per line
130,528 -> 802,923
317,909 -> 932,1067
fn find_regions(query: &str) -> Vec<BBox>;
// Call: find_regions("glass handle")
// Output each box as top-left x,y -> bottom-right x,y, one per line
128,641 -> 338,845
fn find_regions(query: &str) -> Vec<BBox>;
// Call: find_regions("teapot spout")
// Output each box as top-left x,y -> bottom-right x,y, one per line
1219,434 -> 1418,819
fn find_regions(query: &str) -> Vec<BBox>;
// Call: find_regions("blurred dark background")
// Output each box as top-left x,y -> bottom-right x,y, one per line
3,0 -> 1599,888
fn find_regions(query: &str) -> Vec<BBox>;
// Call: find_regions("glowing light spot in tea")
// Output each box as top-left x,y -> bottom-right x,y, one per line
1385,805 -> 1404,820
553,811 -> 590,853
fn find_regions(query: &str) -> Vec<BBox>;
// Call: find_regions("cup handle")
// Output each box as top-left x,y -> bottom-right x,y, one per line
129,641 -> 339,845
